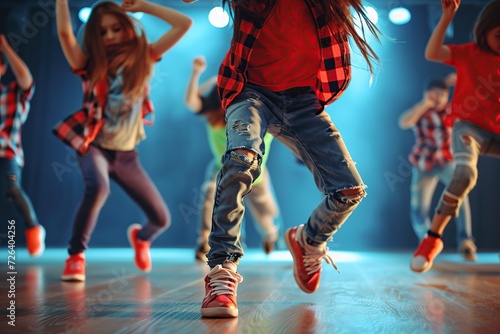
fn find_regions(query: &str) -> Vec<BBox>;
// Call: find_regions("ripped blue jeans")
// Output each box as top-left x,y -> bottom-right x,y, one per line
207,84 -> 366,267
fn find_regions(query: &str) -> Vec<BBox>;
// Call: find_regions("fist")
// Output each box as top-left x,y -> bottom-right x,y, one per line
193,56 -> 207,72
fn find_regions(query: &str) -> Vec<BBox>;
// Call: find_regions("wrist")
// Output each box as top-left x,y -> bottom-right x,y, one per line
440,15 -> 454,25
137,1 -> 155,14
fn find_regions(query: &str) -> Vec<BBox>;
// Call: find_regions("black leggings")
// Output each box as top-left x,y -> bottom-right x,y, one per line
0,158 -> 38,228
68,146 -> 170,255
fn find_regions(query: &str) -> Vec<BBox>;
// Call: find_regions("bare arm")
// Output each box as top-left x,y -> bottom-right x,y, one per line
185,57 -> 207,113
425,0 -> 460,62
56,0 -> 87,70
123,0 -> 192,57
0,35 -> 33,90
399,96 -> 434,129
199,76 -> 218,95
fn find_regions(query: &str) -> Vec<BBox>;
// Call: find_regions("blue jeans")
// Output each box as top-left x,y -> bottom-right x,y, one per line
0,158 -> 38,228
410,164 -> 472,245
199,159 -> 280,243
207,85 -> 366,267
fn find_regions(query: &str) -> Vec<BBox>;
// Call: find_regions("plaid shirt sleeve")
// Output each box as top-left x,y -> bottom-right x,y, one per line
14,81 -> 35,123
218,0 -> 351,109
53,59 -> 156,154
0,81 -> 35,166
52,70 -> 105,155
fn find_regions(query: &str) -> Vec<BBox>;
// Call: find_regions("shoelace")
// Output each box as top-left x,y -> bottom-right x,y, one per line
303,247 -> 340,274
208,267 -> 243,296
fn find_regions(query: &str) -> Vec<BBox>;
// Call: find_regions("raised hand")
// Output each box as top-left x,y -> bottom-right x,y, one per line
193,56 -> 207,73
121,0 -> 146,13
423,91 -> 439,109
441,0 -> 460,20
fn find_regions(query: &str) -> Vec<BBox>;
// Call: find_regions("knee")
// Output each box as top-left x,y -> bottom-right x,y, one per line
5,183 -> 21,198
334,187 -> 366,207
233,149 -> 257,159
83,180 -> 110,204
221,150 -> 261,184
154,205 -> 171,229
452,165 -> 478,192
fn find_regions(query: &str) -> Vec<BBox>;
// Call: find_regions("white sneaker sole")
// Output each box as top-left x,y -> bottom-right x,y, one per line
201,307 -> 238,318
61,274 -> 85,282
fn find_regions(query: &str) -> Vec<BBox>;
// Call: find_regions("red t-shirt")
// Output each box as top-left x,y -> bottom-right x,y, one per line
247,0 -> 320,92
443,42 -> 500,133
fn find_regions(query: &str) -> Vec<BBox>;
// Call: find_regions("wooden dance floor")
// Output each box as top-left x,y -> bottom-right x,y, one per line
2,248 -> 500,333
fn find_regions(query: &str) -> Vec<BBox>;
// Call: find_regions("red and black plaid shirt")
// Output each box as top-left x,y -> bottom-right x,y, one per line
0,81 -> 35,166
52,69 -> 154,155
218,0 -> 351,109
409,105 -> 454,171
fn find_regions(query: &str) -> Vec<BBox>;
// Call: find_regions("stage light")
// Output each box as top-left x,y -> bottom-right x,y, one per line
78,7 -> 142,24
208,7 -> 229,28
78,7 -> 91,23
365,6 -> 378,24
389,7 -> 411,25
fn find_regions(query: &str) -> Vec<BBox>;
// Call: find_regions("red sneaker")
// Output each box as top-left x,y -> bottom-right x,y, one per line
284,225 -> 339,293
201,264 -> 243,318
62,253 -> 86,282
25,225 -> 45,257
411,236 -> 444,273
127,224 -> 152,272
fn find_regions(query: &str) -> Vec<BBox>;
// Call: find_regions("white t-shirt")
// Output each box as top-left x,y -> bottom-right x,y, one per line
95,69 -> 145,151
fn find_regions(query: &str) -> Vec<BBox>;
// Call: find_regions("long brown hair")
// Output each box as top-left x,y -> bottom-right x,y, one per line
474,0 -> 500,54
222,0 -> 380,75
83,1 -> 153,100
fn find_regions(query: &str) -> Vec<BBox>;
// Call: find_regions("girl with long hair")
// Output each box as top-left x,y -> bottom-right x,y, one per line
54,0 -> 191,281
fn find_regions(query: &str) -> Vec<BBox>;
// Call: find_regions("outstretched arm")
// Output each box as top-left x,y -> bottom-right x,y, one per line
0,34 -> 33,90
122,0 -> 192,57
185,56 -> 208,113
56,0 -> 87,70
425,0 -> 460,62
